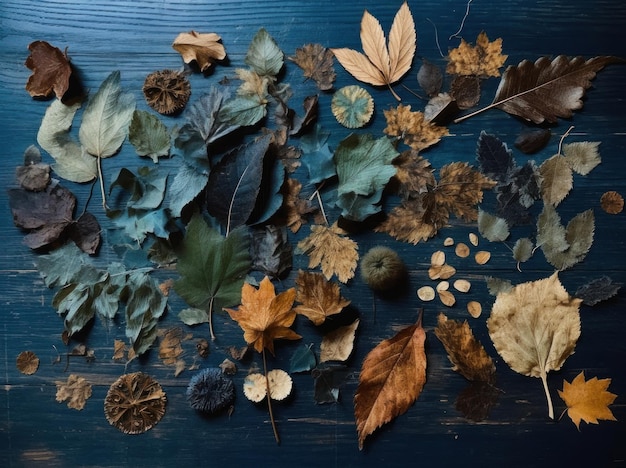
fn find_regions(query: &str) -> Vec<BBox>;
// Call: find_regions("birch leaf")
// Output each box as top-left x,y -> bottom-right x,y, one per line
128,110 -> 170,162
79,71 -> 136,159
562,141 -> 601,175
245,28 -> 284,77
540,154 -> 572,206
513,237 -> 534,264
321,319 -> 360,362
487,272 -> 582,418
477,209 -> 510,242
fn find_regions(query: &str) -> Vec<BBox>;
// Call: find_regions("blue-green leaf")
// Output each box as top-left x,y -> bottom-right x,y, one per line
245,28 -> 284,77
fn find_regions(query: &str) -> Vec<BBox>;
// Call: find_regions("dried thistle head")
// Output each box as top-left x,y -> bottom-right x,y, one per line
142,69 -> 191,115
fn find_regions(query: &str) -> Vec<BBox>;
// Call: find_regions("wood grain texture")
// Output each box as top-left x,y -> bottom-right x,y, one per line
1,1 -> 626,466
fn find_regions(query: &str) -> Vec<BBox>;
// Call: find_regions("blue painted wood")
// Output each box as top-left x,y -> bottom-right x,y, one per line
1,1 -> 626,466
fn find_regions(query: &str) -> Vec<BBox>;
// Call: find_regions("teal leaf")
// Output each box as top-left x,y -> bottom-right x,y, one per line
248,157 -> 285,225
188,87 -> 240,144
218,95 -> 267,127
178,308 -> 210,326
169,163 -> 209,218
245,28 -> 284,77
109,166 -> 167,211
128,110 -> 171,163
37,243 -> 88,287
289,344 -> 317,373
300,124 -> 336,184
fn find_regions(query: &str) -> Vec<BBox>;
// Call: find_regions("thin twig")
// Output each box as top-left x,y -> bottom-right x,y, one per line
425,18 -> 445,58
449,0 -> 473,40
401,84 -> 426,100
263,348 -> 280,444
558,126 -> 575,154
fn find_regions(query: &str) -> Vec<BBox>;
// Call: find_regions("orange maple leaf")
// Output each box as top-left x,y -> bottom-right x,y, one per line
558,371 -> 618,429
225,276 -> 301,355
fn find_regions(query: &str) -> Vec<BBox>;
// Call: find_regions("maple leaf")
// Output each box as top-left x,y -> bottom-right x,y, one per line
55,374 -> 92,410
447,31 -> 507,78
354,313 -> 426,450
331,2 -> 416,100
289,43 -> 336,91
294,270 -> 351,325
488,272 -> 582,418
383,104 -> 449,152
558,371 -> 617,429
25,40 -> 73,100
172,31 -> 226,72
225,276 -> 301,355
297,222 -> 359,283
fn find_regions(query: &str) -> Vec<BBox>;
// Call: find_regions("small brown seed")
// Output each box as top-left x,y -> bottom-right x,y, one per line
438,264 -> 457,279
469,232 -> 479,246
438,290 -> 456,307
428,265 -> 442,280
436,281 -> 449,292
600,191 -> 624,214
431,250 -> 446,266
455,242 -> 470,258
443,237 -> 454,247
475,251 -> 491,265
417,286 -> 436,301
467,301 -> 482,318
453,279 -> 471,293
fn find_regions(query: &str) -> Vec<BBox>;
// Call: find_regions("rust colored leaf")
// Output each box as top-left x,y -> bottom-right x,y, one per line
225,276 -> 301,355
294,270 -> 351,325
158,328 -> 184,366
447,31 -> 507,78
281,178 -> 316,233
172,31 -> 226,72
25,41 -> 72,100
393,150 -> 435,198
558,371 -> 617,429
290,43 -> 336,91
383,104 -> 449,151
112,339 -> 127,361
55,374 -> 92,410
354,314 -> 426,450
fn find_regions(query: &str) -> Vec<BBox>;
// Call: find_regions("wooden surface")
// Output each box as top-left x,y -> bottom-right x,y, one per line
1,1 -> 626,466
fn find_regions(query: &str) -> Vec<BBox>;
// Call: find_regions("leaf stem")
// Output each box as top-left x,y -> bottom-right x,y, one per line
263,348 -> 280,444
541,371 -> 554,419
388,83 -> 402,101
97,156 -> 109,210
316,189 -> 329,226
208,296 -> 216,342
558,125 -> 575,154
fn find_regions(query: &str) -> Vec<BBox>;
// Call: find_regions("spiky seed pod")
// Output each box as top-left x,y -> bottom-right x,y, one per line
360,246 -> 406,291
143,69 -> 191,115
186,368 -> 235,414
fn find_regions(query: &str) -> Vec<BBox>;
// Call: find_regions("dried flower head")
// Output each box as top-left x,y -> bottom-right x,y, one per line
16,350 -> 39,375
186,368 -> 235,414
360,246 -> 407,291
600,191 -> 624,214
331,85 -> 374,128
104,372 -> 166,434
143,69 -> 191,115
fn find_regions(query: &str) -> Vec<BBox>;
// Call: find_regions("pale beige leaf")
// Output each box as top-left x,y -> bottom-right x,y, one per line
320,319 -> 360,362
540,154 -> 573,206
562,141 -> 601,175
387,1 -> 416,81
55,374 -> 92,410
331,48 -> 386,86
360,9 -> 390,78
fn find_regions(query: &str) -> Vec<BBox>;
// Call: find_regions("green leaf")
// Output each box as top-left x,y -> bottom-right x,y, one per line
128,110 -> 171,163
300,124 -> 336,184
36,99 -> 97,183
108,208 -> 171,244
37,243 -> 88,287
188,87 -> 240,144
218,95 -> 267,127
334,133 -> 398,221
178,308 -> 210,326
478,209 -> 510,242
79,71 -> 136,159
109,166 -> 167,211
245,28 -> 284,77
513,237 -> 534,263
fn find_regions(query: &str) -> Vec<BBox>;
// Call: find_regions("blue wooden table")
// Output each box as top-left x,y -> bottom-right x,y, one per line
1,1 -> 625,466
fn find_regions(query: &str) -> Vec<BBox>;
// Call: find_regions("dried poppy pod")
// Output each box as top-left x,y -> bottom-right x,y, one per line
143,69 -> 191,115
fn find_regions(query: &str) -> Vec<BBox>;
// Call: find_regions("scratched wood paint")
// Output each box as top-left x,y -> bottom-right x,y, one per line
1,1 -> 625,466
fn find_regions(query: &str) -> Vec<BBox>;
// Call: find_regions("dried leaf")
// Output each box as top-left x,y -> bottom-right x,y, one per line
313,363 -> 350,404
294,271 -> 350,325
474,251 -> 491,265
453,279 -> 471,293
172,31 -> 226,72
300,124 -> 336,184
245,28 -> 284,77
289,344 -> 317,373
289,43 -> 336,91
297,223 -> 359,283
514,128 -> 552,154
562,141 -> 601,175
383,104 -> 448,151
447,31 -> 507,77
417,59 -> 443,97
225,276 -> 301,355
16,351 -> 39,375
25,41 -> 72,100
455,381 -> 500,421
477,209 -> 510,242
331,85 -> 374,128
449,75 -> 482,109
540,154 -> 573,206
16,146 -> 50,192
112,339 -> 126,360
158,328 -> 184,366
354,314 -> 426,450
600,191 -> 624,214
281,178 -> 316,233
128,110 -> 171,162
455,243 -> 470,258
331,2 -> 416,100
55,374 -> 92,410
438,290 -> 456,307
320,319 -> 360,362
558,371 -> 617,429
575,276 -> 622,306
487,273 -> 581,418
250,225 -> 292,279
392,150 -> 435,198
513,237 -> 534,264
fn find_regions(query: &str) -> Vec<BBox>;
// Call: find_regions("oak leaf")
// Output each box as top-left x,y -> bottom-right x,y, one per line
447,32 -> 507,78
331,2 -> 416,100
297,222 -> 359,283
320,319 -> 360,362
558,371 -> 617,429
55,374 -> 92,410
172,31 -> 226,72
225,276 -> 301,355
289,43 -> 336,91
294,270 -> 351,325
25,41 -> 73,100
487,272 -> 582,418
383,104 -> 449,151
354,314 -> 426,450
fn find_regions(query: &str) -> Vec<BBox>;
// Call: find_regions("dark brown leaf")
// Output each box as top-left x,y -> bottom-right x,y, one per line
290,43 -> 336,91
417,59 -> 443,97
455,381 -> 500,421
67,212 -> 101,254
449,75 -> 481,109
25,41 -> 72,100
514,128 -> 552,154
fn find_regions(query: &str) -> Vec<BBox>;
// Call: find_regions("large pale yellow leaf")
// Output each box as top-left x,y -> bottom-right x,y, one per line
330,48 -> 386,86
387,1 -> 416,81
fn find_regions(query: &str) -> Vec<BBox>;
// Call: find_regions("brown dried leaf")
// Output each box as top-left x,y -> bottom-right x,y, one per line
158,328 -> 184,366
290,43 -> 336,91
600,191 -> 624,214
449,75 -> 482,109
354,315 -> 426,450
383,104 -> 449,151
112,340 -> 127,361
16,351 -> 39,375
280,178 -> 316,233
55,374 -> 92,410
294,270 -> 351,325
447,31 -> 507,77
25,41 -> 72,100
539,154 -> 573,206
297,222 -> 359,283
375,198 -> 440,244
392,150 -> 435,197
320,319 -> 360,362
172,31 -> 226,72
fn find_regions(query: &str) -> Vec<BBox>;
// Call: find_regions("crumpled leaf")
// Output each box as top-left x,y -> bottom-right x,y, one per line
320,319 -> 359,362
172,31 -> 226,72
225,276 -> 301,355
25,40 -> 73,100
562,141 -> 601,175
558,371 -> 617,429
477,209 -> 510,242
55,374 -> 92,410
447,31 -> 507,78
487,272 -> 582,418
354,314 -> 426,450
575,276 -> 622,306
158,327 -> 184,366
245,28 -> 284,77
383,104 -> 448,151
289,43 -> 336,90
297,222 -> 359,283
281,178 -> 316,234
331,2 -> 415,101
294,270 -> 351,325
128,110 -> 171,162
392,150 -> 435,198
36,243 -> 87,287
250,225 -> 292,279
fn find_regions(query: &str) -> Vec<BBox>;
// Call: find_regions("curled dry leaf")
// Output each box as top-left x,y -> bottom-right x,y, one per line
600,190 -> 624,214
295,270 -> 351,325
383,104 -> 449,151
112,339 -> 127,361
143,70 -> 191,115
16,351 -> 39,375
55,374 -> 92,410
172,31 -> 226,72
447,31 -> 507,77
104,372 -> 167,434
320,319 -> 360,362
558,371 -> 617,429
25,40 -> 72,100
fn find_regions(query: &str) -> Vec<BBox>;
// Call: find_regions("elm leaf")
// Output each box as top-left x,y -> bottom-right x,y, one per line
128,110 -> 171,163
562,141 -> 601,175
477,209 -> 510,242
245,28 -> 284,77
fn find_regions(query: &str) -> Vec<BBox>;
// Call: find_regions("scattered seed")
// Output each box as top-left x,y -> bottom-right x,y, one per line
438,290 -> 456,307
417,286 -> 436,301
600,191 -> 624,214
475,251 -> 491,265
467,301 -> 482,318
428,265 -> 442,280
431,250 -> 446,266
453,279 -> 471,293
443,237 -> 454,246
469,232 -> 479,246
438,264 -> 457,279
455,242 -> 470,258
436,281 -> 450,292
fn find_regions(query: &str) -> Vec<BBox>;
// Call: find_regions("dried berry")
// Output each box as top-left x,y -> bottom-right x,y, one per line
142,69 -> 191,115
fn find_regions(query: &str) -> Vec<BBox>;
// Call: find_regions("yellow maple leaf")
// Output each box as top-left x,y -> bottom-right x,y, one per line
446,31 -> 507,78
225,276 -> 301,355
383,104 -> 449,151
331,2 -> 416,100
297,222 -> 359,283
558,371 -> 618,429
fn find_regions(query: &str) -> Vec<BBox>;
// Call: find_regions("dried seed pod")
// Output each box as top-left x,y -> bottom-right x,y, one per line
453,279 -> 471,293
436,281 -> 450,292
438,264 -> 457,280
16,351 -> 39,375
186,368 -> 235,414
431,250 -> 446,266
600,191 -> 624,214
455,243 -> 470,258
143,69 -> 191,115
443,237 -> 454,246
475,251 -> 491,265
467,301 -> 482,318
438,290 -> 456,307
243,373 -> 267,402
469,233 -> 479,246
417,286 -> 436,301
360,246 -> 407,291
428,265 -> 442,280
